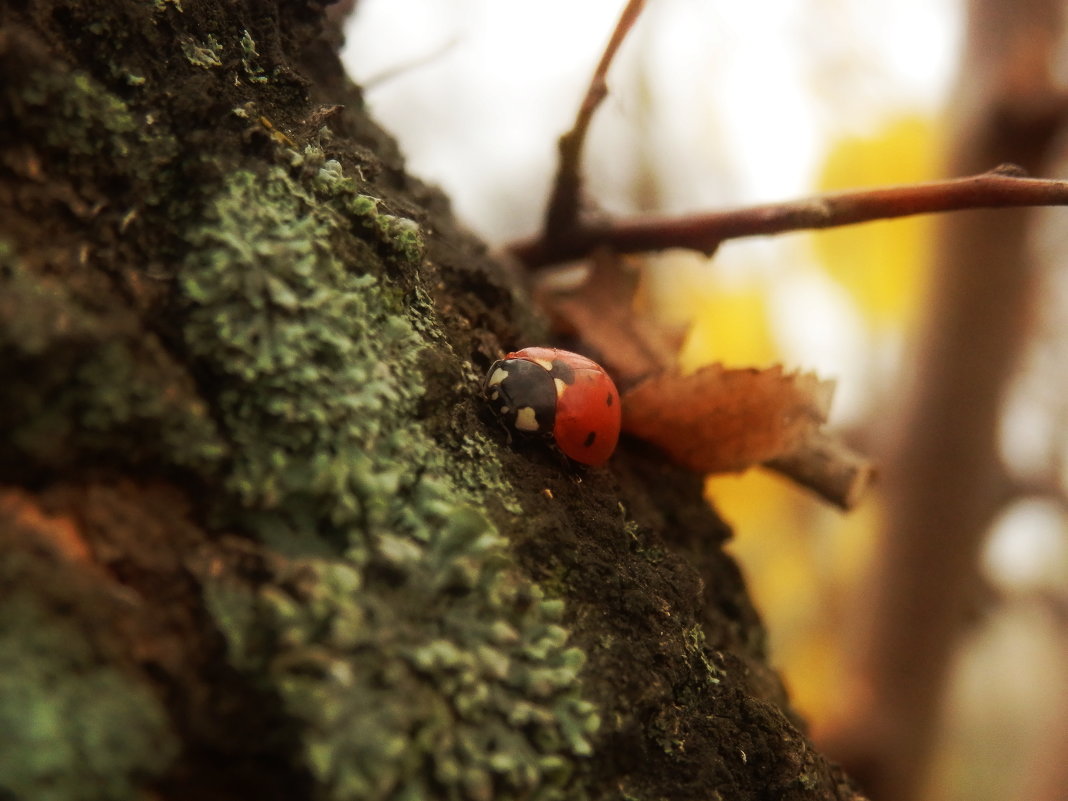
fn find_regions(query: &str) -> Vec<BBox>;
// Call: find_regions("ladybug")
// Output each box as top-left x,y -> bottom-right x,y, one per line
483,347 -> 621,466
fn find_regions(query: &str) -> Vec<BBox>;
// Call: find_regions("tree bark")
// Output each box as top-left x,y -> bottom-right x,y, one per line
0,2 -> 862,800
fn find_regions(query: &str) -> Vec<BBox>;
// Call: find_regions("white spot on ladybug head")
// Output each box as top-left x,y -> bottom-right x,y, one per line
486,366 -> 509,387
514,406 -> 540,432
533,357 -> 554,371
554,378 -> 567,398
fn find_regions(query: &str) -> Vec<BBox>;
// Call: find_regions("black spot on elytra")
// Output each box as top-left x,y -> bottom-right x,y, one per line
583,431 -> 597,448
606,392 -> 614,406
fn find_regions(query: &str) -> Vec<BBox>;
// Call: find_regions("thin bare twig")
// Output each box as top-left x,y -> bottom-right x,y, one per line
543,0 -> 647,238
362,36 -> 461,90
767,430 -> 875,511
514,164 -> 1068,269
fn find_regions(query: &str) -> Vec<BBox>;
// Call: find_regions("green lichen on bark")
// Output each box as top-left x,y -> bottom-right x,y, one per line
0,553 -> 177,801
182,154 -> 600,799
0,60 -> 220,475
182,34 -> 224,69
0,249 -> 226,473
11,61 -> 179,204
2,20 -> 602,799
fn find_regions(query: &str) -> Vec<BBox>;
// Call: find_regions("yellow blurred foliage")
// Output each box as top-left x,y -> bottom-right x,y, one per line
708,471 -> 882,723
638,249 -> 779,371
678,282 -> 778,372
814,114 -> 940,328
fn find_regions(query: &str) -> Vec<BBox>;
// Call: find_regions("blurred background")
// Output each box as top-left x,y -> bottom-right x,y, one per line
340,2 -> 1068,801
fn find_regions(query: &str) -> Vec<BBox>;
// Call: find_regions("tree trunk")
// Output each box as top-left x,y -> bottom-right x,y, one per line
0,2 -> 863,800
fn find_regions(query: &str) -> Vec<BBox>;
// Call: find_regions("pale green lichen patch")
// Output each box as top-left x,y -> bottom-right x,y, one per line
181,165 -> 425,535
684,624 -> 723,685
182,34 -> 223,69
312,157 -> 426,266
185,161 -> 598,799
13,65 -> 179,208
1,67 -> 218,473
239,30 -> 269,83
0,252 -> 227,473
21,70 -> 138,158
0,563 -> 177,801
206,528 -> 598,800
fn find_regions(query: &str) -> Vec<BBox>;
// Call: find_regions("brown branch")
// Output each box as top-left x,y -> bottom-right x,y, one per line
543,0 -> 646,238
766,430 -> 875,511
513,164 -> 1068,269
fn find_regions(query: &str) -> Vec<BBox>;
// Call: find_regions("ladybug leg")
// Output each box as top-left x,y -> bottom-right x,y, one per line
500,420 -> 515,445
550,442 -> 587,477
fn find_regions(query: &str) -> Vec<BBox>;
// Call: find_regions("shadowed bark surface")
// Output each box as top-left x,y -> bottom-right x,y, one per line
0,2 -> 864,800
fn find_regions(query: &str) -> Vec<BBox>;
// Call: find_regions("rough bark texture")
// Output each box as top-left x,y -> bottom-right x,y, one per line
0,2 -> 864,800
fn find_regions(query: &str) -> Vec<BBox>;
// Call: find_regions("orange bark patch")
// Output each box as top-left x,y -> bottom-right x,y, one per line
0,487 -> 93,563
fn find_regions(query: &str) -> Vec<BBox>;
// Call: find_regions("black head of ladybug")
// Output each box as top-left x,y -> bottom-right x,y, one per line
483,356 -> 557,438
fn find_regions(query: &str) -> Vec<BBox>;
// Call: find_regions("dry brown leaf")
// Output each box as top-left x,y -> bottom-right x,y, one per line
534,250 -> 683,383
621,363 -> 834,474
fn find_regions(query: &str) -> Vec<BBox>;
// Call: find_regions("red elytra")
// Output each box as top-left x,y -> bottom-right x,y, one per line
484,347 -> 621,466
